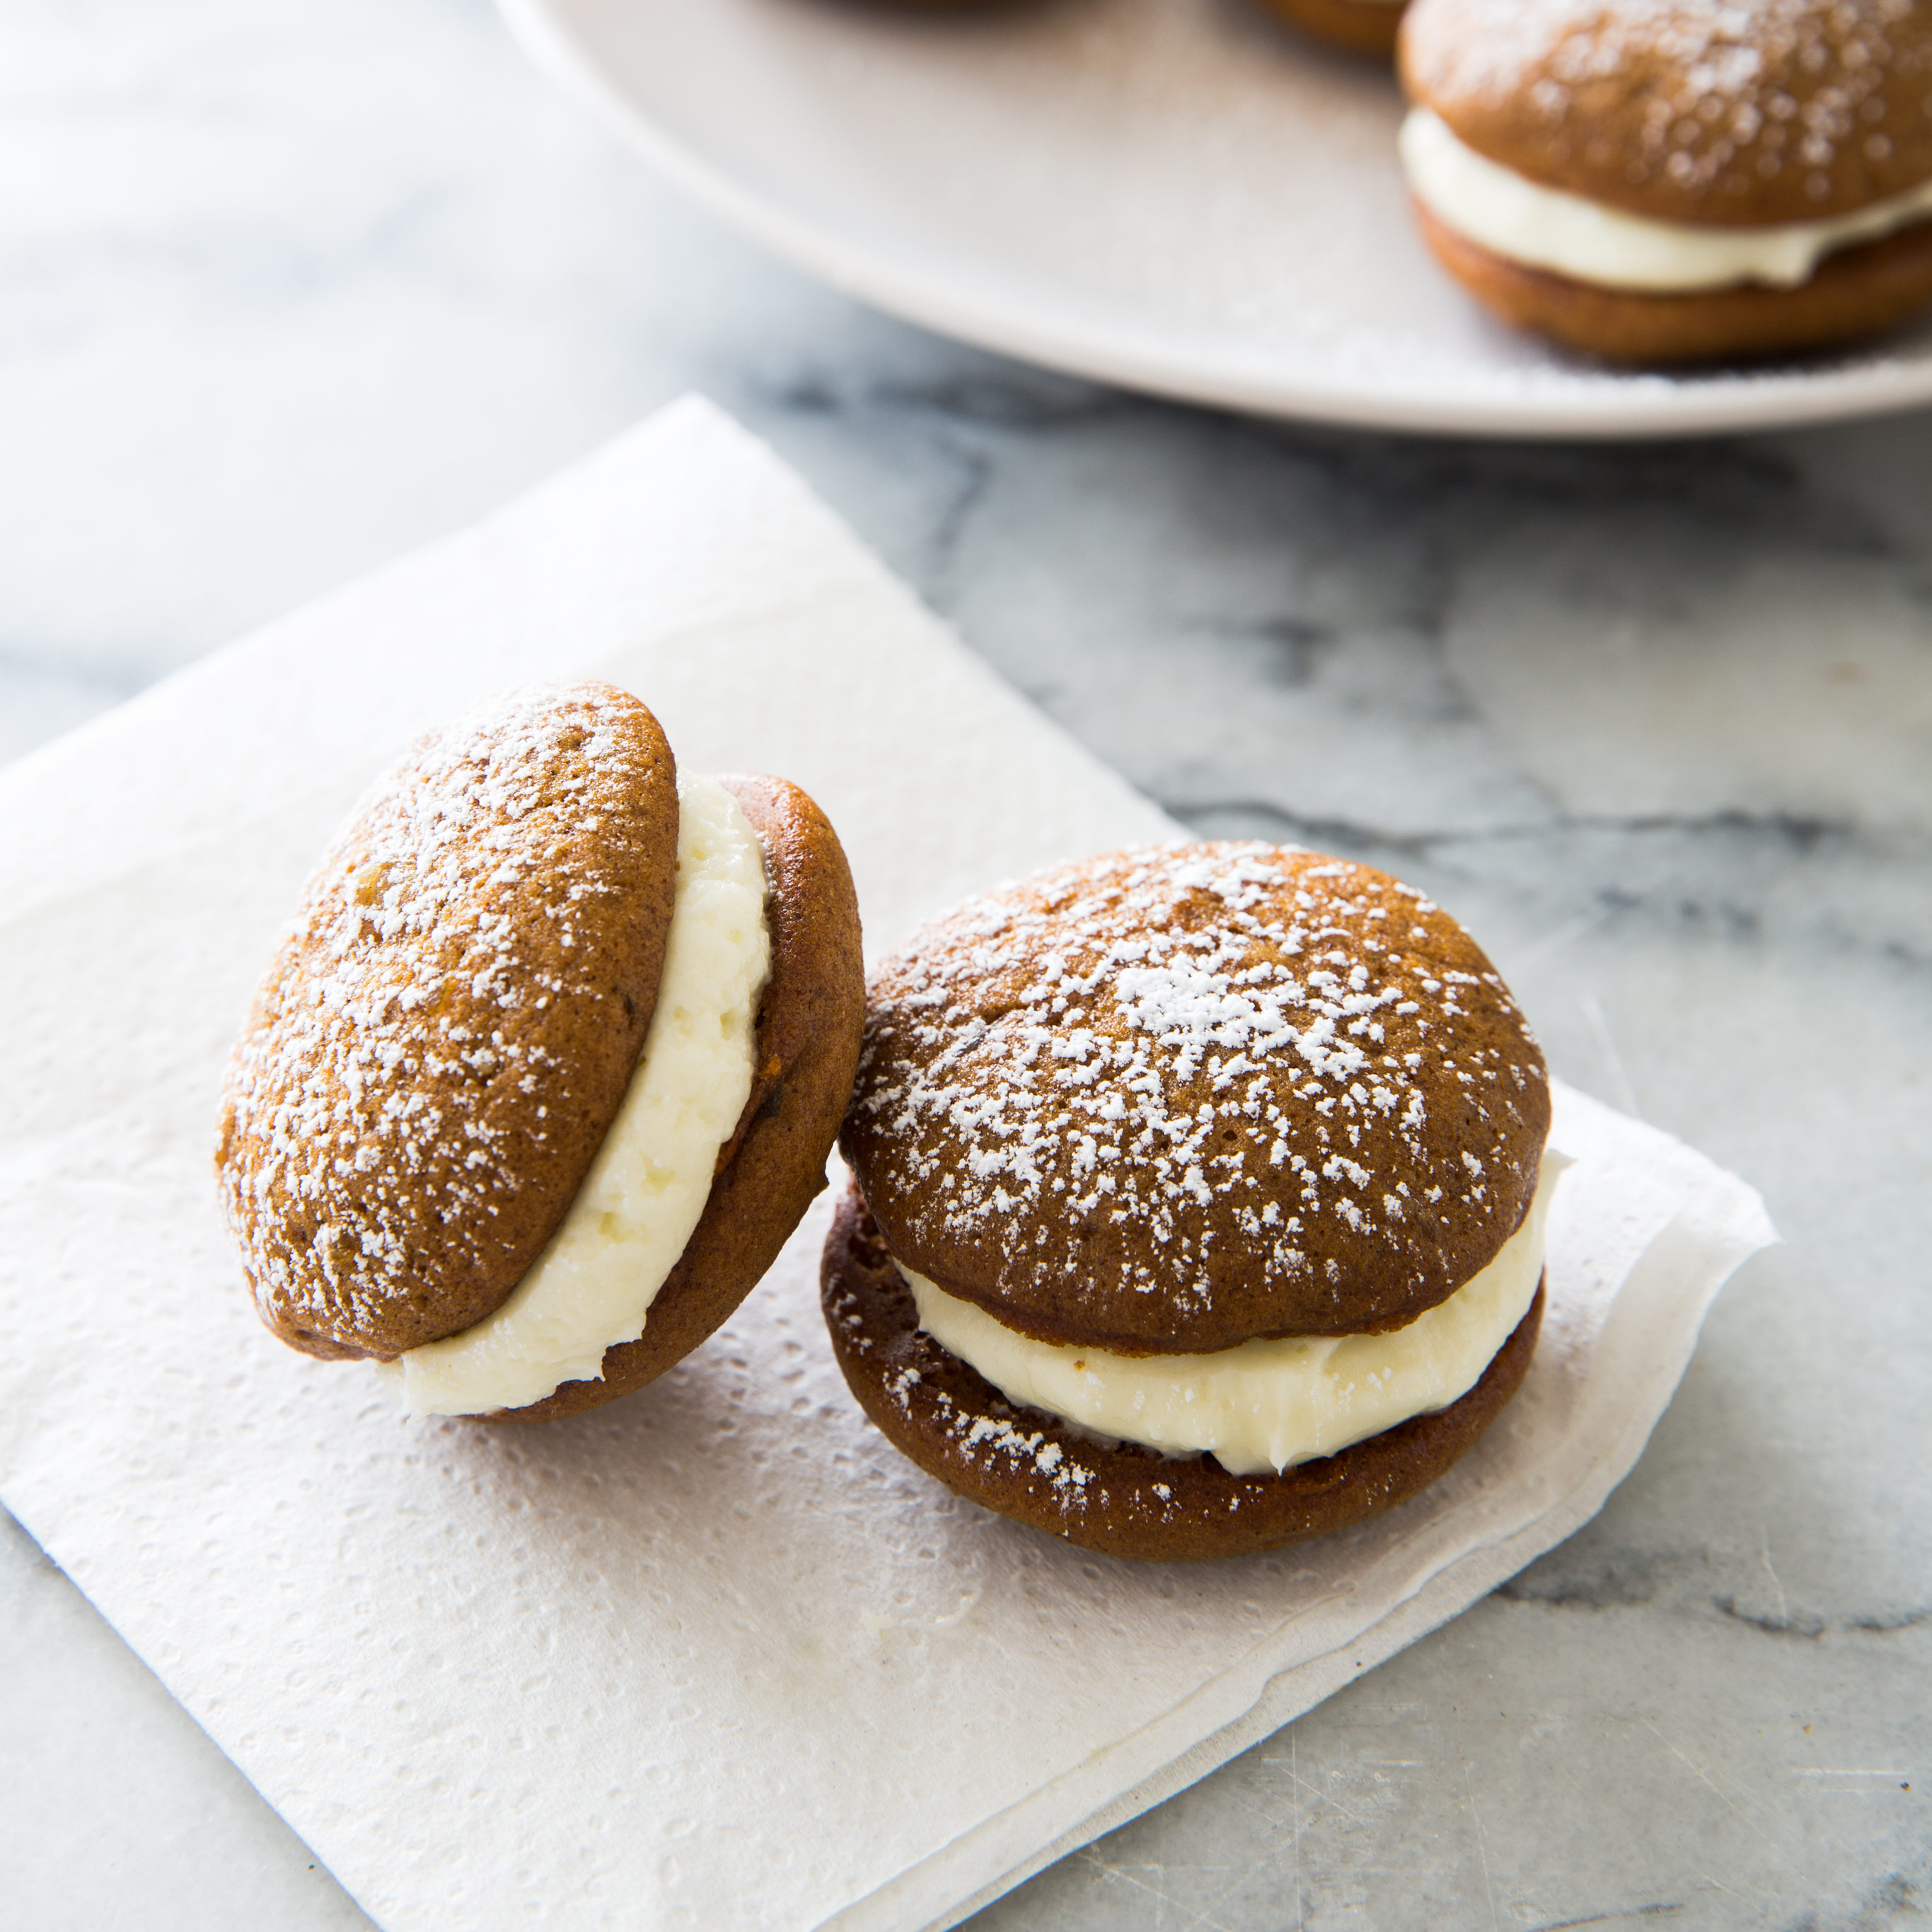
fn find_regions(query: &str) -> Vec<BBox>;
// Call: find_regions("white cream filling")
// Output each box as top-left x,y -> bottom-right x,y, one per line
382,775 -> 771,1418
901,1150 -> 1566,1476
1401,107 -> 1932,294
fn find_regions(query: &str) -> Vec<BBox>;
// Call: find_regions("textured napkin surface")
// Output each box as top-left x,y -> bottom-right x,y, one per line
0,399 -> 1774,1932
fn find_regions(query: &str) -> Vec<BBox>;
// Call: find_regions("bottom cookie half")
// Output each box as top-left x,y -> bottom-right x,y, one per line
821,1181 -> 1544,1563
1416,201 -> 1932,366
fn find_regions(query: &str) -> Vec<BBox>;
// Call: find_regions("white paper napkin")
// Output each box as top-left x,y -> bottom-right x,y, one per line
0,398 -> 1774,1932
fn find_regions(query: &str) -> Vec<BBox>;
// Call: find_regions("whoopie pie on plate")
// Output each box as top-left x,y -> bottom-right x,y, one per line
826,843 -> 1557,1561
1398,0 -> 1932,362
1259,0 -> 1409,61
217,681 -> 863,1421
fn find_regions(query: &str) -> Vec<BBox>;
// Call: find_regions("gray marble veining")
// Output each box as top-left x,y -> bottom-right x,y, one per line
1,1 -> 1926,1928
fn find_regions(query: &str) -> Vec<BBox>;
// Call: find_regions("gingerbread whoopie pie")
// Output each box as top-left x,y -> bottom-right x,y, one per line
824,843 -> 1557,1562
1398,0 -> 1932,363
1258,0 -> 1408,61
217,682 -> 864,1422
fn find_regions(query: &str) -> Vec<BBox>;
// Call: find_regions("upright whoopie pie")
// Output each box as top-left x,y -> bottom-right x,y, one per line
1258,0 -> 1408,62
217,682 -> 864,1421
1399,0 -> 1932,363
826,843 -> 1555,1561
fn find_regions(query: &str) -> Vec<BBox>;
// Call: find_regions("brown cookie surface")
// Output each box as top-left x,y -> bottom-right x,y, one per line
1401,0 -> 1932,227
1258,0 -> 1406,59
1415,197 -> 1932,361
494,773 -> 866,1421
217,683 -> 679,1360
822,1182 -> 1542,1563
842,843 -> 1549,1355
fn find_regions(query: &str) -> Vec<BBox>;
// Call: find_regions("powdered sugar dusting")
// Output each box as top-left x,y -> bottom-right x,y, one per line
1409,0 -> 1932,216
216,683 -> 675,1358
827,1272 -> 1105,1503
845,843 -> 1549,1349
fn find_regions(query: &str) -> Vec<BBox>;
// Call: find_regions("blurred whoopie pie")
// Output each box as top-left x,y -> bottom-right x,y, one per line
1260,0 -> 1408,60
1397,0 -> 1932,362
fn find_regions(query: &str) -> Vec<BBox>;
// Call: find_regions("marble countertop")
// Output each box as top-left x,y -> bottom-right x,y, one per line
2,2 -> 1926,1927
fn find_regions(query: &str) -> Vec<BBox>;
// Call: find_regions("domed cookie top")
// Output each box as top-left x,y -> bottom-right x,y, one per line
1401,0 -> 1932,226
217,683 -> 679,1360
843,843 -> 1550,1355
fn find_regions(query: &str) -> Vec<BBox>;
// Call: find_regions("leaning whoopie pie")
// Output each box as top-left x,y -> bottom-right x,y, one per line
825,843 -> 1556,1561
217,682 -> 864,1421
1257,0 -> 1408,61
1398,0 -> 1932,363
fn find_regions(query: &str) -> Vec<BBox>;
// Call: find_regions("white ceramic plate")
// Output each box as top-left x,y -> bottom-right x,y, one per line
501,0 -> 1932,438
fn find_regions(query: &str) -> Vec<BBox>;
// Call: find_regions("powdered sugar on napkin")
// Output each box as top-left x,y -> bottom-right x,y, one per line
0,399 -> 1774,1932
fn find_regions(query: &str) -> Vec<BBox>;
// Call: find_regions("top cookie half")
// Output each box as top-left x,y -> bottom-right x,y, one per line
217,683 -> 679,1360
842,843 -> 1549,1355
1401,0 -> 1932,226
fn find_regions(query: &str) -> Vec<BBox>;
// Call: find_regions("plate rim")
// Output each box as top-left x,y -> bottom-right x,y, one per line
499,0 -> 1932,440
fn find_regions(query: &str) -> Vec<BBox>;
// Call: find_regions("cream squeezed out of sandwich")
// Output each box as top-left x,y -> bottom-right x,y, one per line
899,1150 -> 1565,1476
1401,107 -> 1932,293
383,775 -> 771,1417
